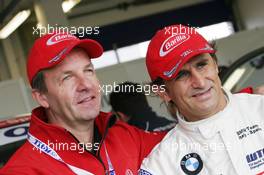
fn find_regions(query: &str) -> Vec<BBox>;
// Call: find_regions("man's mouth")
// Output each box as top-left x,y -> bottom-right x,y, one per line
192,87 -> 212,99
77,96 -> 95,104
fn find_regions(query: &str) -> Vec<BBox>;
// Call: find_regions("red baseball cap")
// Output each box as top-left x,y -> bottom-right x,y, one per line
146,24 -> 216,81
27,33 -> 103,86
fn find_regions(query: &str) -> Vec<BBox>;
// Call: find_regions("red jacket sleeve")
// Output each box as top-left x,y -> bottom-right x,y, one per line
131,127 -> 167,165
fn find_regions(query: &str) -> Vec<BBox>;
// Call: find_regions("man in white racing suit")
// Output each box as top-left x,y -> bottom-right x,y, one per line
139,24 -> 264,175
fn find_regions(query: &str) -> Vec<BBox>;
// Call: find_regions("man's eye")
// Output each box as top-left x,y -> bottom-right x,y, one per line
62,75 -> 72,81
197,62 -> 208,69
85,69 -> 94,74
175,71 -> 189,80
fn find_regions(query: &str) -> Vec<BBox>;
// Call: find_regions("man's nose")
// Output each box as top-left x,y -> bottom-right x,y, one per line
76,75 -> 91,92
190,69 -> 206,88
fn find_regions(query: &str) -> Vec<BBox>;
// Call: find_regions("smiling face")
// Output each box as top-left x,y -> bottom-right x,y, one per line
162,53 -> 226,121
33,48 -> 101,127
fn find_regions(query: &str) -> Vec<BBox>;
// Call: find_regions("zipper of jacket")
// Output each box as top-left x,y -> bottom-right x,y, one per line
95,117 -> 113,175
66,115 -> 116,175
67,131 -> 108,174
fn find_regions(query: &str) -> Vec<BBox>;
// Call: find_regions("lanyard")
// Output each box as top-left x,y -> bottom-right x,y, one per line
27,132 -> 94,175
104,143 -> 116,175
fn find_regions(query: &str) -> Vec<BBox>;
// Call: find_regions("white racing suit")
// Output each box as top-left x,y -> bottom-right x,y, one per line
140,90 -> 264,175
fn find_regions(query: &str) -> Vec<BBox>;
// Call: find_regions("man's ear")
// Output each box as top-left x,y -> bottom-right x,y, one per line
155,85 -> 172,103
215,65 -> 219,74
31,89 -> 49,108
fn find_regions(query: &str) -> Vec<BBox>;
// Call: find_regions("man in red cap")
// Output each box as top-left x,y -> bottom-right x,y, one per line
0,33 -> 165,175
139,24 -> 264,174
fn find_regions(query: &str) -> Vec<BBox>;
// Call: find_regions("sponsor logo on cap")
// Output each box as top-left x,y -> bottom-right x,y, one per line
47,34 -> 77,46
198,43 -> 214,51
48,48 -> 68,63
163,59 -> 183,78
181,49 -> 193,58
159,34 -> 190,57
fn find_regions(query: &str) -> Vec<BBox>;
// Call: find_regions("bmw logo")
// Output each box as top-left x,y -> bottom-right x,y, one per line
180,153 -> 203,175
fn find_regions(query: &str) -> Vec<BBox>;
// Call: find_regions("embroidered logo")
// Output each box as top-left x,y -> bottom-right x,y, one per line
180,153 -> 203,175
47,34 -> 77,46
139,169 -> 152,175
48,48 -> 68,63
159,34 -> 190,57
163,59 -> 183,78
